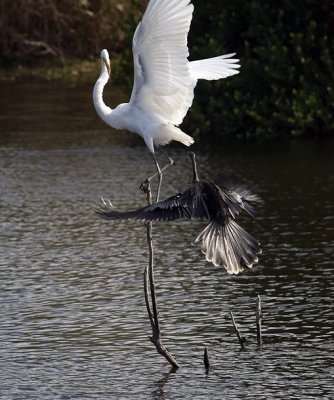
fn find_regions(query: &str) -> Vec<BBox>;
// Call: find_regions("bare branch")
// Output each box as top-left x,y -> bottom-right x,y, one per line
143,181 -> 180,369
230,311 -> 246,350
256,294 -> 263,347
143,265 -> 154,331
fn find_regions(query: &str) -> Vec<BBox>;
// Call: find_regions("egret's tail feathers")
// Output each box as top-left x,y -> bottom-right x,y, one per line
189,54 -> 240,81
176,128 -> 194,146
193,218 -> 261,274
156,125 -> 194,147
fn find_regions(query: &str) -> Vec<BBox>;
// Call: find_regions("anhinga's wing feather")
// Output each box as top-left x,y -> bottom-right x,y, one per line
214,175 -> 263,218
95,190 -> 194,222
95,182 -> 216,223
130,0 -> 196,125
95,179 -> 262,224
188,181 -> 213,220
189,181 -> 246,220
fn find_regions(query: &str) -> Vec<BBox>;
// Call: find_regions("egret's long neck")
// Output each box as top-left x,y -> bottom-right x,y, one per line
93,67 -> 112,122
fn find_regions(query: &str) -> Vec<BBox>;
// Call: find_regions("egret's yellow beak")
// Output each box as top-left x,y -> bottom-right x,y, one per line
103,57 -> 111,75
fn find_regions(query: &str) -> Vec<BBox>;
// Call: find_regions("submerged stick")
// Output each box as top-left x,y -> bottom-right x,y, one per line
256,294 -> 263,347
142,181 -> 180,369
204,347 -> 210,372
230,311 -> 246,350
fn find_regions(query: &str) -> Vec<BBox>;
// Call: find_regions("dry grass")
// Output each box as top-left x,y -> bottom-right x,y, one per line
0,0 -> 144,65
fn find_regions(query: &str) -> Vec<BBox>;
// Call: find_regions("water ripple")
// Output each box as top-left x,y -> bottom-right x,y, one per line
0,83 -> 333,399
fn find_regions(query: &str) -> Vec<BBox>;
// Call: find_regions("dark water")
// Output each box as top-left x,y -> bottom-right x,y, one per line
0,83 -> 333,399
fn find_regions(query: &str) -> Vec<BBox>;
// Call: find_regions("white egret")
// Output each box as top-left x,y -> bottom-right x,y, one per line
95,153 -> 261,275
93,0 -> 240,201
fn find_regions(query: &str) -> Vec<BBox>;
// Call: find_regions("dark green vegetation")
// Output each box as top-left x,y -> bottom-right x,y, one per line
188,0 -> 334,139
0,0 -> 333,138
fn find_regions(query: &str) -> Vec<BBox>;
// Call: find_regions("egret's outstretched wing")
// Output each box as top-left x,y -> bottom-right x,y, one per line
130,0 -> 195,125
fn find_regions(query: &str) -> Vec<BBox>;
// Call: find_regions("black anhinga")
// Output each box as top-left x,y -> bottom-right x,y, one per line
95,152 -> 261,274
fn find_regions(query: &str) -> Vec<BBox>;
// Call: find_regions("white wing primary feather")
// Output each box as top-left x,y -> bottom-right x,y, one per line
189,54 -> 240,81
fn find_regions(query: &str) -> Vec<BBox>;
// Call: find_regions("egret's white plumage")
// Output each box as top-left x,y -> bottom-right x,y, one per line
93,0 -> 240,199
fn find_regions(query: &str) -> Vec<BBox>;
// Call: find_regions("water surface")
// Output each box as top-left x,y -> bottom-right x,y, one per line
0,83 -> 333,399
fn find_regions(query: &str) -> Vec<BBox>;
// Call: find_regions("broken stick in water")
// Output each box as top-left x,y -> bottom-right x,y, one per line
256,294 -> 263,347
230,311 -> 246,350
142,181 -> 180,369
204,347 -> 210,372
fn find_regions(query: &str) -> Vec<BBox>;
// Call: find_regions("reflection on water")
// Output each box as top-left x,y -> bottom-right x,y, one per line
0,83 -> 333,399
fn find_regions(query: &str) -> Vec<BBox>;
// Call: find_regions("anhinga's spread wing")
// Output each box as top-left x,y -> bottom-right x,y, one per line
215,175 -> 263,218
95,181 -> 241,223
95,180 -> 262,223
95,179 -> 262,274
189,181 -> 262,219
95,191 -> 194,222
130,0 -> 196,125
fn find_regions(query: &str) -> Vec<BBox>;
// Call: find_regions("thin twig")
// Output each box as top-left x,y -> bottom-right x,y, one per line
143,265 -> 154,330
256,294 -> 263,347
230,311 -> 246,350
146,220 -> 161,337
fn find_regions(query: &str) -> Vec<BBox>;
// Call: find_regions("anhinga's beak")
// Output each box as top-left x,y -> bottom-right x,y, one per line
103,57 -> 111,75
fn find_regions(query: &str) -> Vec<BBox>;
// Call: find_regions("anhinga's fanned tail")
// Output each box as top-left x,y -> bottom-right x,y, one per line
193,218 -> 261,274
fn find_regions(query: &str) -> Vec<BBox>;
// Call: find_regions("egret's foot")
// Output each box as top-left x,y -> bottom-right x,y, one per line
140,179 -> 150,194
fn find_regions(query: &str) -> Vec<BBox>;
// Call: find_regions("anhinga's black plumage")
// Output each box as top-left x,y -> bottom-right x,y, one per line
95,152 -> 262,274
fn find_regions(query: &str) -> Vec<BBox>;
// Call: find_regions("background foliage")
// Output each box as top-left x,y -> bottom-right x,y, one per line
0,0 -> 142,64
188,0 -> 334,139
0,0 -> 333,139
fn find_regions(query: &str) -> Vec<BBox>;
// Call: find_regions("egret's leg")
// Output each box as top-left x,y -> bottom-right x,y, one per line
153,154 -> 162,202
140,154 -> 163,202
140,149 -> 174,202
159,148 -> 174,172
147,149 -> 174,181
